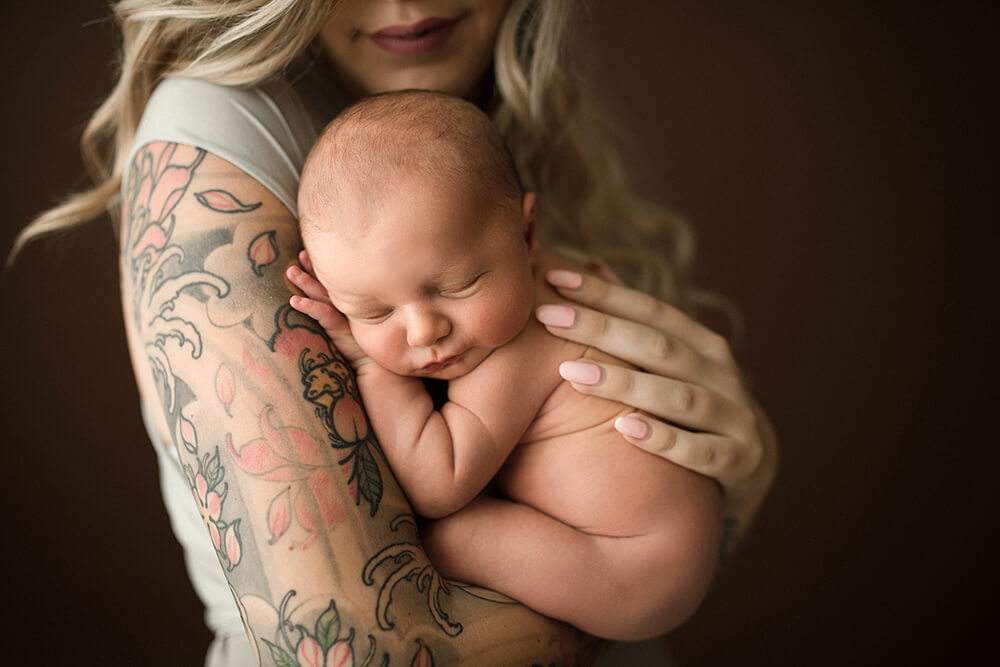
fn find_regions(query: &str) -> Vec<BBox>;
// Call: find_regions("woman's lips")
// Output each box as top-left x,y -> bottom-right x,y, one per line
369,17 -> 459,56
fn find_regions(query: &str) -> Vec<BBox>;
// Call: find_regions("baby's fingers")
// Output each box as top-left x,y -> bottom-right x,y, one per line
289,294 -> 366,362
286,264 -> 330,304
289,295 -> 346,332
298,249 -> 316,276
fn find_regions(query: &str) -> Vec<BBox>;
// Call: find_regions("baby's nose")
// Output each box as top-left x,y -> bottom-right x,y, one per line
406,309 -> 451,347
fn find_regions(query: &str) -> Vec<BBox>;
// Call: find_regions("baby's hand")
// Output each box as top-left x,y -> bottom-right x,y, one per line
287,251 -> 370,368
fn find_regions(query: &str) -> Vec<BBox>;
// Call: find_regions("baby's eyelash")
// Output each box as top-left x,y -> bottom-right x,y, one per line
439,273 -> 486,297
351,310 -> 392,324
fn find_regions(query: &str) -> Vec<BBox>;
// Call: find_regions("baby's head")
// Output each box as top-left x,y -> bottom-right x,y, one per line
298,90 -> 538,380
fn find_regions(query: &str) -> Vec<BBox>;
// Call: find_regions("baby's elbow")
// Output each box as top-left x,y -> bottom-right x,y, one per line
409,496 -> 457,519
406,487 -> 469,519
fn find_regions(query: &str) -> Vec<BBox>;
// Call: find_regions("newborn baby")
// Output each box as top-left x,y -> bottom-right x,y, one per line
289,90 -> 722,640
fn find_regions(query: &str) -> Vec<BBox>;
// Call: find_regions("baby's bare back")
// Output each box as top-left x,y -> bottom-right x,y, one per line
494,346 -> 708,538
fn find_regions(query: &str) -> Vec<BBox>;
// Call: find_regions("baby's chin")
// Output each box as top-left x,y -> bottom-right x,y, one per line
412,359 -> 474,381
405,348 -> 492,381
415,366 -> 471,381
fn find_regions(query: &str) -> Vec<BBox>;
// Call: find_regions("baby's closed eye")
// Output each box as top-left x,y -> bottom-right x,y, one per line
349,309 -> 393,324
438,272 -> 488,298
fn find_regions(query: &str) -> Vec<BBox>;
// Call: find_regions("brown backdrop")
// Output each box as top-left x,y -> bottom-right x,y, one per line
1,2 -> 991,664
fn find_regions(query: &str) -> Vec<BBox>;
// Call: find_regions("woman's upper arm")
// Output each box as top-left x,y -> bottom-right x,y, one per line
119,142 -> 596,664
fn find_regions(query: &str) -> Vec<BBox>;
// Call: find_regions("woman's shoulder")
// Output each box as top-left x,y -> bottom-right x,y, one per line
138,76 -> 319,148
129,76 -> 324,216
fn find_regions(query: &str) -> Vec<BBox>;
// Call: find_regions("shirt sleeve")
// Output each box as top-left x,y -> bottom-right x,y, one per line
126,76 -> 322,217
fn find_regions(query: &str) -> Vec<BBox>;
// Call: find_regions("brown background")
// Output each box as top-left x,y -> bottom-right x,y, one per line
0,1 -> 992,664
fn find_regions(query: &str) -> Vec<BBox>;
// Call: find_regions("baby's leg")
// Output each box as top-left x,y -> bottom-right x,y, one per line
421,496 -> 719,641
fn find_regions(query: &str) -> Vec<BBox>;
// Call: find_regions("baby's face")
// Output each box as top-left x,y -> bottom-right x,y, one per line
307,175 -> 536,381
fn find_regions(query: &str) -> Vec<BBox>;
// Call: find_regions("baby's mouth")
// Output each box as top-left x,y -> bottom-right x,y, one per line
421,354 -> 460,374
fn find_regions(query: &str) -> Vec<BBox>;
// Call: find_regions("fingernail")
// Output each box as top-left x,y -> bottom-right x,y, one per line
286,265 -> 300,277
536,304 -> 576,327
546,269 -> 583,289
559,360 -> 602,385
615,416 -> 650,441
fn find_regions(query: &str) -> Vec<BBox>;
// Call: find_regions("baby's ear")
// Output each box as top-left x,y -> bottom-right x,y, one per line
521,192 -> 539,260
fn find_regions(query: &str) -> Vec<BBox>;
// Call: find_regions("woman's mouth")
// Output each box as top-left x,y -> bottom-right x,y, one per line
369,16 -> 461,56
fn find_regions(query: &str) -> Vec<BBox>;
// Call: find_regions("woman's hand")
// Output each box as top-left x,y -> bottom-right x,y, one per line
286,250 -> 371,369
535,267 -> 777,541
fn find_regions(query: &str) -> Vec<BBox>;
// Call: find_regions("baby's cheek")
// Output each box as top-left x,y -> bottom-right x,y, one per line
354,329 -> 403,371
476,291 -> 533,346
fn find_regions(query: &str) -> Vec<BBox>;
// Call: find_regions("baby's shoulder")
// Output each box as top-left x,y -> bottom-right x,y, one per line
512,316 -> 588,369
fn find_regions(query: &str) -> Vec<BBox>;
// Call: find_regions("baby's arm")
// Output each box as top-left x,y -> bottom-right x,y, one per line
353,351 -> 546,518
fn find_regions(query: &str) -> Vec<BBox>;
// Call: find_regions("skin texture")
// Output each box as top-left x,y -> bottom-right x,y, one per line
121,141 -> 601,664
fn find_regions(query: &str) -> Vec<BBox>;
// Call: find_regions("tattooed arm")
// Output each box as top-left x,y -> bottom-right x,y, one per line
120,142 -> 599,665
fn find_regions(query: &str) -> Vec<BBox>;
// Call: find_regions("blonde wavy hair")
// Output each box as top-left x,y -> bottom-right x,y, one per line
10,0 -> 711,312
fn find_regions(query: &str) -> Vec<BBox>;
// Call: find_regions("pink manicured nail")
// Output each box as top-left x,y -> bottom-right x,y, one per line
559,361 -> 602,385
546,269 -> 583,289
536,304 -> 576,327
615,416 -> 650,441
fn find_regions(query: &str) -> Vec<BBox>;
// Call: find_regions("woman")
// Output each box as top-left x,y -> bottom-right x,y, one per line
12,1 -> 776,664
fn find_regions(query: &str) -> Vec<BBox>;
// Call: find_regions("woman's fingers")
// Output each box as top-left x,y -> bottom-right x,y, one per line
558,360 -> 750,435
540,266 -> 772,497
613,414 -> 760,486
583,258 -> 627,286
557,358 -> 763,487
545,269 -> 730,360
538,302 -> 728,391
